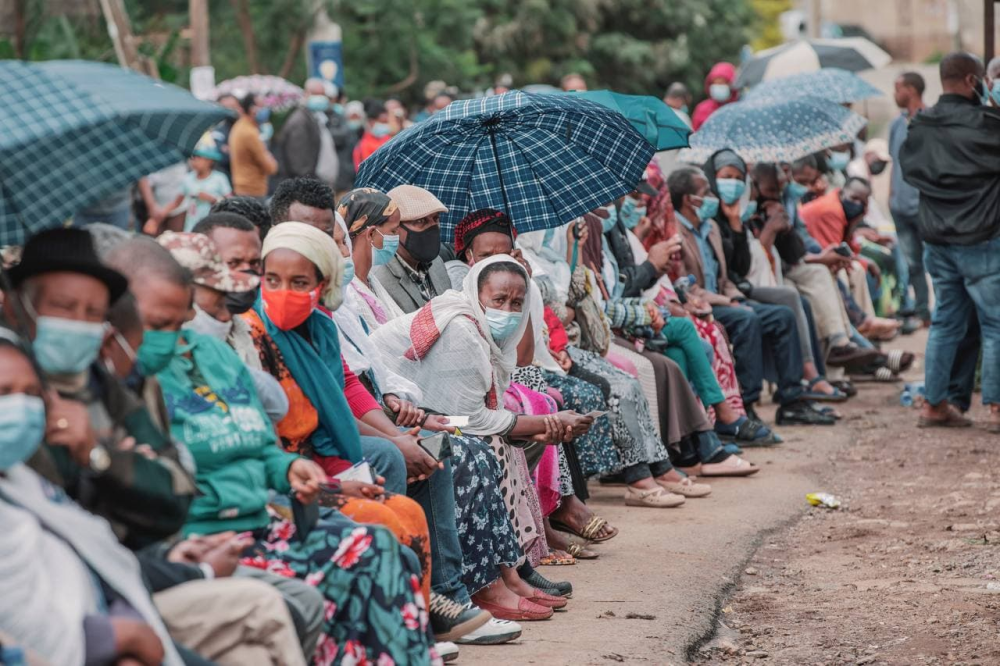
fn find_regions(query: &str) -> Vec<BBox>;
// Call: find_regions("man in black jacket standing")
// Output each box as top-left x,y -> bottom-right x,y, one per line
900,51 -> 1000,432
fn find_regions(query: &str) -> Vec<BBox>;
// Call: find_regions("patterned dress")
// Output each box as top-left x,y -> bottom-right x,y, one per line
541,370 -> 620,479
567,346 -> 670,468
449,434 -> 525,595
242,509 -> 438,666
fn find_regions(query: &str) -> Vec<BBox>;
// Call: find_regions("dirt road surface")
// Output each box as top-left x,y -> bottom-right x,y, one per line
461,331 -> 1000,665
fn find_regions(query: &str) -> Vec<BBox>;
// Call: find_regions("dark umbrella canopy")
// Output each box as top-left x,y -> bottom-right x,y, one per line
0,60 -> 232,245
355,91 -> 654,239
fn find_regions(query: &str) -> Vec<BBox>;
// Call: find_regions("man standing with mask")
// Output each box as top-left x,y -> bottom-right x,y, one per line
373,185 -> 452,313
900,51 -> 1000,432
276,79 -> 339,187
889,71 -> 929,326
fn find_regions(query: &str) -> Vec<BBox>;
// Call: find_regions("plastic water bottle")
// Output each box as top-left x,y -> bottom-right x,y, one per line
900,387 -> 914,407
900,382 -> 926,408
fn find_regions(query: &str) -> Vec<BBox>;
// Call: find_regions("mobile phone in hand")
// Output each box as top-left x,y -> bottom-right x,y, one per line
334,460 -> 376,484
418,433 -> 453,461
290,494 -> 318,542
834,242 -> 853,258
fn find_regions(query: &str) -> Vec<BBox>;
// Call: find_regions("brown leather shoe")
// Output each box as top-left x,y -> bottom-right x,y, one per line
918,402 -> 972,428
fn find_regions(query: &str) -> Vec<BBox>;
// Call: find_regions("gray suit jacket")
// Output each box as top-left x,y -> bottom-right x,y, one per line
372,255 -> 453,314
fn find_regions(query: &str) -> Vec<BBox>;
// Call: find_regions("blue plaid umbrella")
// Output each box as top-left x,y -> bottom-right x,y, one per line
678,95 -> 868,165
355,91 -> 654,239
0,60 -> 232,245
743,68 -> 882,104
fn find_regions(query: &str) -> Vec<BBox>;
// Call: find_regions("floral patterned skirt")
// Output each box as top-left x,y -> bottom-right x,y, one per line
241,508 -> 438,666
319,492 -> 432,607
449,434 -> 524,595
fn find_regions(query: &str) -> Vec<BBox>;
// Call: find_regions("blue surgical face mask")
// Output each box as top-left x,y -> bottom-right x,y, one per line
0,394 -> 46,471
341,258 -> 355,290
696,195 -> 720,221
600,205 -> 618,233
709,83 -> 731,103
372,229 -> 400,266
680,104 -> 689,115
33,316 -> 105,376
370,122 -> 392,138
255,107 -> 272,124
827,150 -> 850,171
483,307 -> 523,343
786,180 -> 809,201
991,81 -> 1000,107
619,198 -> 646,230
332,103 -> 345,115
348,119 -> 365,131
716,178 -> 746,205
741,200 -> 758,222
306,95 -> 330,112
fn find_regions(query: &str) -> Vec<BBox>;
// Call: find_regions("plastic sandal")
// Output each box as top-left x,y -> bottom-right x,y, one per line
550,515 -> 619,543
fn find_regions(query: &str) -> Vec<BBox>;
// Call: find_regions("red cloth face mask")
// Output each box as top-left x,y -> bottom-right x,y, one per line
262,288 -> 319,330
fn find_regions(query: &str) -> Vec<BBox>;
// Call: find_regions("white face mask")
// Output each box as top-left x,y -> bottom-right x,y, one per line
183,305 -> 233,342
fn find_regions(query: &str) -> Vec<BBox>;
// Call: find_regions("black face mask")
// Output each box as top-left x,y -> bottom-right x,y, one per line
869,160 -> 888,176
225,269 -> 261,315
841,198 -> 866,222
400,223 -> 441,265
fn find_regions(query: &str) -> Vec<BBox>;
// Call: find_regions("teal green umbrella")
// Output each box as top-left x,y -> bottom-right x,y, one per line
560,90 -> 691,151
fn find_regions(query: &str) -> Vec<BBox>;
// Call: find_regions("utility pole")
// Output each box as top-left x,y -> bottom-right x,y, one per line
987,0 -> 996,62
806,0 -> 821,39
99,0 -> 141,71
189,0 -> 211,67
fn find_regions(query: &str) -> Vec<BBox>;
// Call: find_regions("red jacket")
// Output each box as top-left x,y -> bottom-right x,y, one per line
353,132 -> 391,170
691,62 -> 737,131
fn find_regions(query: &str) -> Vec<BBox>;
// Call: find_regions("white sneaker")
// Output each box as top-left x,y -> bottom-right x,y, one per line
454,618 -> 523,645
435,641 -> 459,663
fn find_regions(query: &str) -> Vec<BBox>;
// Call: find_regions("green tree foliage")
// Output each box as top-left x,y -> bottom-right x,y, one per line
4,0 -> 754,104
749,0 -> 792,51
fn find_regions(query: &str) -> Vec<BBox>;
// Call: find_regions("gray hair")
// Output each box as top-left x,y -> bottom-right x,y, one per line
106,237 -> 192,288
86,223 -> 132,259
988,57 -> 1000,79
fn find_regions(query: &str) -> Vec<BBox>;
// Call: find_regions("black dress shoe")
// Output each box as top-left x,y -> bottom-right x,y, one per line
776,401 -> 836,426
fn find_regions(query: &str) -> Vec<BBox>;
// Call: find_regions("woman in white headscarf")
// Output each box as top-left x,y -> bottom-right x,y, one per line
372,255 -> 592,620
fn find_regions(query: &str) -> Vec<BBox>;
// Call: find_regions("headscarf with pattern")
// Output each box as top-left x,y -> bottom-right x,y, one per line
337,188 -> 399,237
453,208 -> 517,256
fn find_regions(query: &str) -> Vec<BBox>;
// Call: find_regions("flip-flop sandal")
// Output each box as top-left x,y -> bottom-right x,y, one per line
565,542 -> 599,560
802,377 -> 849,403
699,456 -> 760,477
723,443 -> 744,455
539,550 -> 577,566
830,380 -> 857,397
852,366 -> 901,383
885,349 -> 915,374
550,515 -> 619,543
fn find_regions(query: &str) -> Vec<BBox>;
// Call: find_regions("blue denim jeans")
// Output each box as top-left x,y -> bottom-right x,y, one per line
361,434 -> 471,605
712,301 -> 805,405
408,456 -> 471,606
923,238 -> 1000,406
892,208 -> 930,320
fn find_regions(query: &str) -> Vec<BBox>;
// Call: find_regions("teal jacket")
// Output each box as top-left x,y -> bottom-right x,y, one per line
157,332 -> 299,536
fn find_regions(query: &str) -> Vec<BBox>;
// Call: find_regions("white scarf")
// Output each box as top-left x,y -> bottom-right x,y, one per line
370,255 -> 531,436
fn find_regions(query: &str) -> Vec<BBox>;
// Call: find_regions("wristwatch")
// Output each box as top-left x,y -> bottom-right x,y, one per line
89,445 -> 111,473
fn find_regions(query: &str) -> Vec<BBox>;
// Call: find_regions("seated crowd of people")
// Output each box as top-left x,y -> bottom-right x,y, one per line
0,140 -> 917,664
